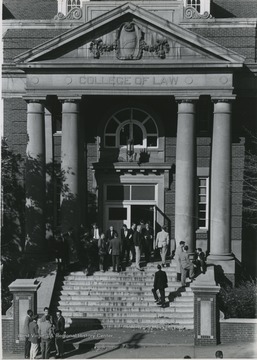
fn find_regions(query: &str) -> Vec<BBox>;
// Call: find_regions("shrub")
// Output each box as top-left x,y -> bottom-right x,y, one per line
218,280 -> 257,318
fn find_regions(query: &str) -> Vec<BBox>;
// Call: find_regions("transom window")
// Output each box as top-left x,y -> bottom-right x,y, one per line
67,0 -> 81,12
106,185 -> 156,201
104,108 -> 158,148
197,177 -> 209,229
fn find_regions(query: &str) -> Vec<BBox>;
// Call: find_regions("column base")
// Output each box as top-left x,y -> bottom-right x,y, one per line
207,254 -> 235,285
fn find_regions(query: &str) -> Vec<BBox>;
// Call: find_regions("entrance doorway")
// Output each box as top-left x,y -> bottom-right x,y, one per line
105,204 -> 155,233
131,205 -> 154,227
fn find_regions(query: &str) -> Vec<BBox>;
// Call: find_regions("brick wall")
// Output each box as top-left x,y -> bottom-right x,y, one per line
2,316 -> 14,352
4,98 -> 27,156
220,319 -> 257,343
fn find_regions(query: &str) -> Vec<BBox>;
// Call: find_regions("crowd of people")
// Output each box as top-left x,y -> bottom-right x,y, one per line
24,307 -> 65,359
54,221 -> 171,274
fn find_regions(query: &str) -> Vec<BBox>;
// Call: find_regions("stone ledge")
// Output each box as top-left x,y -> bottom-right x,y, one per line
220,318 -> 257,324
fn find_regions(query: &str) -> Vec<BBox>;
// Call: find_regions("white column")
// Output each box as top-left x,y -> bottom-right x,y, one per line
60,99 -> 80,233
25,100 -> 46,254
175,100 -> 196,252
209,100 -> 234,261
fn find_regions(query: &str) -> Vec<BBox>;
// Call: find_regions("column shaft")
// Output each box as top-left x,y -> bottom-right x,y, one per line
25,101 -> 46,254
175,101 -> 196,252
61,100 -> 80,233
210,101 -> 232,258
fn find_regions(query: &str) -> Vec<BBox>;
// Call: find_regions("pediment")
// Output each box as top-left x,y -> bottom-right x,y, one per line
14,2 -> 245,69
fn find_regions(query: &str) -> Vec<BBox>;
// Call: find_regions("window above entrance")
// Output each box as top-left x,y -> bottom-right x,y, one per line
106,185 -> 156,201
184,0 -> 211,16
104,108 -> 158,149
67,0 -> 81,13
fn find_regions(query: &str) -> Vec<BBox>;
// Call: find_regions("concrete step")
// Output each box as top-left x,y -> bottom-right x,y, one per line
60,310 -> 193,319
58,298 -> 193,308
60,293 -> 193,301
62,316 -> 194,327
58,304 -> 193,312
61,284 -> 183,292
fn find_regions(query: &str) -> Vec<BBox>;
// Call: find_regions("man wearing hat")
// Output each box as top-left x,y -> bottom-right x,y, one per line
152,264 -> 168,308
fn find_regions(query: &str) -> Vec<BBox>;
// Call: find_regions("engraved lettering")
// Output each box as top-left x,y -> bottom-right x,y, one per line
135,77 -> 143,85
65,76 -> 72,85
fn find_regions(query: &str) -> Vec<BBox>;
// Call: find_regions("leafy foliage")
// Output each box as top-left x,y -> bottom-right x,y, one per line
1,137 -> 26,313
218,280 -> 257,319
243,130 -> 257,229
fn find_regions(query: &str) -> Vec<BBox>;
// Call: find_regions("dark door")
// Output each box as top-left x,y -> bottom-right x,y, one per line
131,205 -> 154,228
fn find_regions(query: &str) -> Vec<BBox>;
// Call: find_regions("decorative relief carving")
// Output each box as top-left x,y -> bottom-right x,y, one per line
184,6 -> 212,19
54,7 -> 82,20
89,22 -> 172,60
89,39 -> 117,59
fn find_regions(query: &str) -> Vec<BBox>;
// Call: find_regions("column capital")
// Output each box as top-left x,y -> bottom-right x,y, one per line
175,98 -> 198,104
211,97 -> 235,104
59,97 -> 81,103
23,97 -> 46,104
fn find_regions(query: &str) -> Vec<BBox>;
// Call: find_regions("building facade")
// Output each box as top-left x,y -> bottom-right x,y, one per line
2,0 -> 257,279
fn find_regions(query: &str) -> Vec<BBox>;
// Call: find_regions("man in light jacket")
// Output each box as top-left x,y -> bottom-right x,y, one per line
38,315 -> 54,359
155,225 -> 169,267
179,245 -> 195,287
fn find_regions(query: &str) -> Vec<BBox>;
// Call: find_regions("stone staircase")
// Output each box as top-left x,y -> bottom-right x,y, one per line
57,261 -> 194,330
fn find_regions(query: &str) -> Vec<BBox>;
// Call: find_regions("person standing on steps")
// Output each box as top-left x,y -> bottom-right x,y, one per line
129,223 -> 136,262
133,224 -> 143,271
98,233 -> 109,272
179,245 -> 195,287
142,222 -> 153,264
193,247 -> 207,275
155,225 -> 170,267
109,232 -> 122,272
152,264 -> 168,308
175,240 -> 185,281
120,224 -> 131,266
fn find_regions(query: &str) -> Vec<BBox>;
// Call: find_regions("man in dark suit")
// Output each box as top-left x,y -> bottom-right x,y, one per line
193,248 -> 207,275
152,264 -> 168,307
142,222 -> 153,263
109,233 -> 122,272
54,309 -> 65,359
120,224 -> 131,265
128,223 -> 136,262
106,225 -> 118,242
23,309 -> 33,358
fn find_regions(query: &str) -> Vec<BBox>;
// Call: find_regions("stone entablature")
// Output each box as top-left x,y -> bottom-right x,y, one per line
22,73 -> 234,97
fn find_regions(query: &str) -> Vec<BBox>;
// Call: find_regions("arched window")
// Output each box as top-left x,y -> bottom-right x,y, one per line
104,108 -> 158,148
67,0 -> 81,13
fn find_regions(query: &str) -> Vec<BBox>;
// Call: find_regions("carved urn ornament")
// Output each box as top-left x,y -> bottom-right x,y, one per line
117,22 -> 144,60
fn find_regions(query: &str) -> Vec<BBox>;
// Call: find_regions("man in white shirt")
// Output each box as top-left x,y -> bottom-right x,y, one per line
155,225 -> 169,267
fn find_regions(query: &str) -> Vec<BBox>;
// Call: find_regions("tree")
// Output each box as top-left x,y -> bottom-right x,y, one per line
1,137 -> 25,313
243,130 -> 257,229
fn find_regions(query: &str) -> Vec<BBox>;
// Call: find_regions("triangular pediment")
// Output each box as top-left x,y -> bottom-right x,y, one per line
14,2 -> 245,68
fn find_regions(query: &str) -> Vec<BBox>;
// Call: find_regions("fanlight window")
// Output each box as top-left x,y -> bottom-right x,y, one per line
186,0 -> 201,12
104,108 -> 158,148
67,0 -> 81,12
